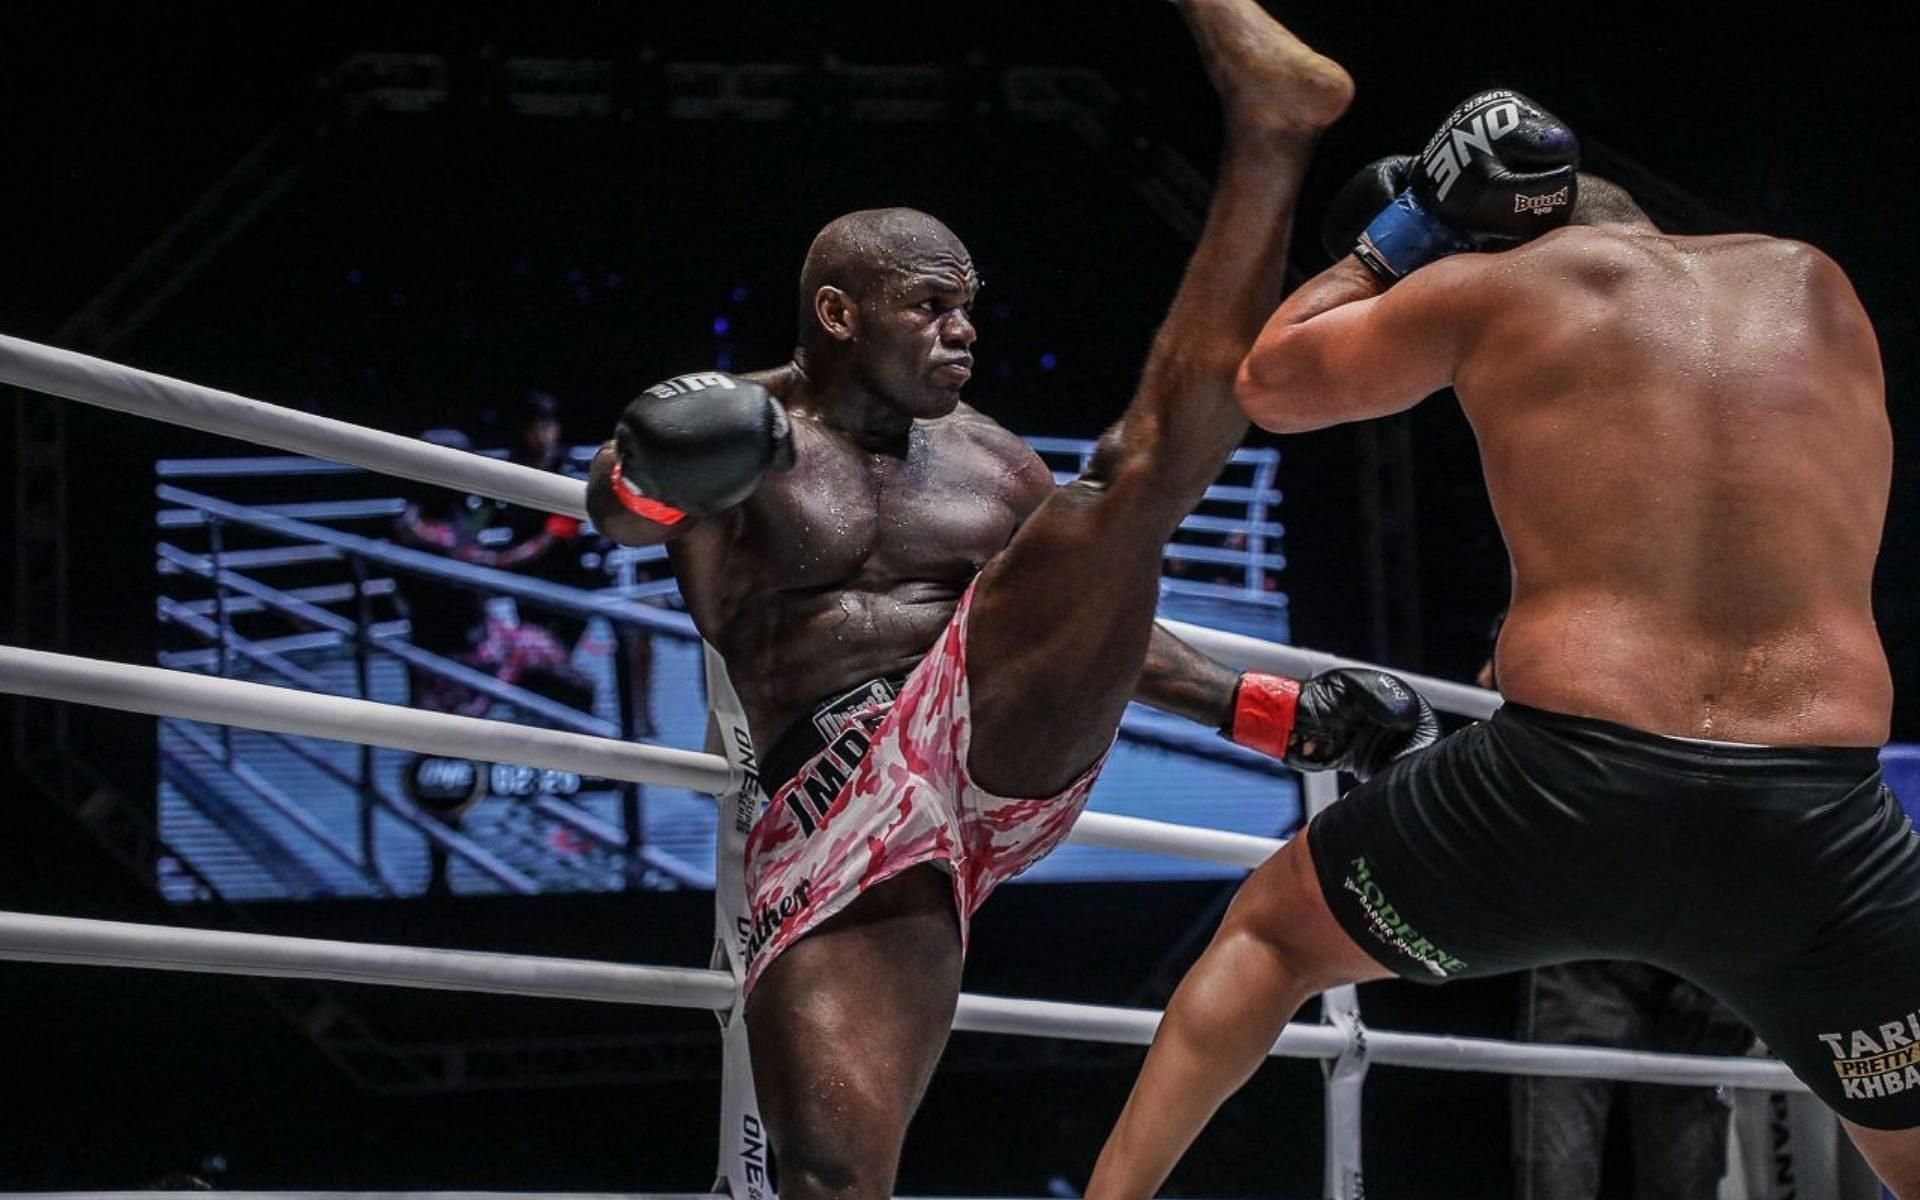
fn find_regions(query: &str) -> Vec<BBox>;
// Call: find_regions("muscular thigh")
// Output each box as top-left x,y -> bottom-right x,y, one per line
1224,832 -> 1398,993
964,478 -> 1177,796
745,865 -> 964,1124
1300,719 -> 1603,985
1666,782 -> 1920,1132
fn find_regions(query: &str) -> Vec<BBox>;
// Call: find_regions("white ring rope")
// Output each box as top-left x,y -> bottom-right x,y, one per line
0,644 -> 1280,867
0,912 -> 1805,1092
0,911 -> 735,1011
9,1194 -> 942,1199
1157,618 -> 1501,721
0,333 -> 586,520
6,1194 -> 712,1200
0,330 -> 1499,710
0,644 -> 732,795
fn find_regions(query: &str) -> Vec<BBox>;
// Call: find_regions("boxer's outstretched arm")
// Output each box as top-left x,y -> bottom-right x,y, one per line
1137,625 -> 1439,778
1236,251 -> 1490,434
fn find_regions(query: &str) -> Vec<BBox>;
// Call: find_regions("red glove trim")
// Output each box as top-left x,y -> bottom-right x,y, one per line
1228,672 -> 1301,759
608,461 -> 686,526
543,514 -> 583,540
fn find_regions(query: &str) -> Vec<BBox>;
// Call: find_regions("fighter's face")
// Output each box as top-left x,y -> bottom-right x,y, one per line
855,255 -> 980,420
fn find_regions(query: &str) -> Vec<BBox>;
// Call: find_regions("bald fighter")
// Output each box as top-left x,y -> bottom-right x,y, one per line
1085,88 -> 1920,1196
583,5 -> 1443,1197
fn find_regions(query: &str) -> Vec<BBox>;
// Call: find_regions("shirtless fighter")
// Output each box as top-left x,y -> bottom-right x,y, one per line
1085,89 -> 1920,1195
583,5 -> 1442,1196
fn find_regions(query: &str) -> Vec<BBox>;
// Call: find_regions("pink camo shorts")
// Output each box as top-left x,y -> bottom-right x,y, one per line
740,582 -> 1110,995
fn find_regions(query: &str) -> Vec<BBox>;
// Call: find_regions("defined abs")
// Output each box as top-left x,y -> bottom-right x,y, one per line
731,587 -> 960,741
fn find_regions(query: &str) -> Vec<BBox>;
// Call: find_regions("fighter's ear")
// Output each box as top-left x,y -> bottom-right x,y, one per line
813,286 -> 859,343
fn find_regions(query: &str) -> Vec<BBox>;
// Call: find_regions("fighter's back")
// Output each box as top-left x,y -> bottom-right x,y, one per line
1459,225 -> 1892,745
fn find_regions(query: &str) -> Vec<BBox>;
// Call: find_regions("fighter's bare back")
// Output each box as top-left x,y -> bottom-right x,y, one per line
1455,226 -> 1892,745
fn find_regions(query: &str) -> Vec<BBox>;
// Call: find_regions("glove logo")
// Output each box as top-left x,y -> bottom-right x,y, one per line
644,371 -> 737,400
1514,185 -> 1571,216
1422,98 -> 1523,203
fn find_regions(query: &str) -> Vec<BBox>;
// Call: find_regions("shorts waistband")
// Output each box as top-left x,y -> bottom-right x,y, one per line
1493,701 -> 1883,774
761,674 -> 912,793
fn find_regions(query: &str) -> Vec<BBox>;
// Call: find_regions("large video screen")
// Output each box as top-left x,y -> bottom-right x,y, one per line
153,442 -> 1295,902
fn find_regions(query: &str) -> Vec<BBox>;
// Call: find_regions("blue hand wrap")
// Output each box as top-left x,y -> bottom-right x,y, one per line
1354,190 -> 1474,281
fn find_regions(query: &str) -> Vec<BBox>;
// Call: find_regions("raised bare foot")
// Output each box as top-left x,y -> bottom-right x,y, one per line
1177,0 -> 1354,136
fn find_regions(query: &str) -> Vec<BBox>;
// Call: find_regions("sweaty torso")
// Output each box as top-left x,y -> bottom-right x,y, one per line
1459,227 -> 1891,746
669,402 -> 1044,751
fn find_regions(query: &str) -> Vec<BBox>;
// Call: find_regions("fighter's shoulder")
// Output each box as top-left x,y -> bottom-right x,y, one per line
1502,225 -> 1651,282
1385,234 -> 1562,307
1418,227 -> 1662,320
1748,239 -> 1874,340
1753,237 -> 1856,295
944,402 -> 1032,458
1509,227 -> 1834,283
940,402 -> 1053,494
736,361 -> 807,400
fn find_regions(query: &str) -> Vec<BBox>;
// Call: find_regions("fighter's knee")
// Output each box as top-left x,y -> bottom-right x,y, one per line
761,1078 -> 903,1200
1214,916 -> 1351,1017
780,1156 -> 861,1200
1214,904 -> 1301,973
1215,850 -> 1350,994
1142,336 -> 1251,399
775,1137 -> 888,1200
1081,414 -> 1184,490
1080,423 -> 1138,490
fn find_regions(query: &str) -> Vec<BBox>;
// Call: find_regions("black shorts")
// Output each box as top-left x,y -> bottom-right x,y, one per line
1307,701 -> 1920,1129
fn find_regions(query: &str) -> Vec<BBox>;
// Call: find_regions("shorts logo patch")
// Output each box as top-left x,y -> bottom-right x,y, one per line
1342,855 -> 1468,979
811,678 -> 898,742
1818,1011 -> 1920,1102
780,678 -> 900,838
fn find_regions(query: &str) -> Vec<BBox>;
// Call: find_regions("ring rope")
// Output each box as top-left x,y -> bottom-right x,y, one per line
0,333 -> 586,520
0,644 -> 1283,868
1156,617 -> 1500,720
0,644 -> 732,794
11,1193 -> 925,1199
0,911 -> 1804,1092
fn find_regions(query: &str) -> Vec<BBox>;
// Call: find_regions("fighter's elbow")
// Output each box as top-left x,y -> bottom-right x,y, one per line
1235,345 -> 1326,434
583,486 -> 622,538
585,451 -> 664,547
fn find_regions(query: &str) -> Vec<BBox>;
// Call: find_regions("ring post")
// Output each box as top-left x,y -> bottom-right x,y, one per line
1303,770 -> 1367,1200
704,643 -> 775,1200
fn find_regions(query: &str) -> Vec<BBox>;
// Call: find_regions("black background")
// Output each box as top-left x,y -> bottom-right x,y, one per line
1,2 -> 1910,1194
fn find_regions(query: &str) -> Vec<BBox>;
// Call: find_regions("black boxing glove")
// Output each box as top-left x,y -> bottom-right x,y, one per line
1224,668 -> 1439,781
1354,89 -> 1579,281
610,372 -> 795,525
1321,155 -> 1416,265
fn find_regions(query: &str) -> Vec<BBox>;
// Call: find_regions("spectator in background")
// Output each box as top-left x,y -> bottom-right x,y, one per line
1478,611 -> 1758,1200
455,390 -> 593,582
391,426 -> 493,714
392,393 -> 599,716
491,391 -> 661,737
